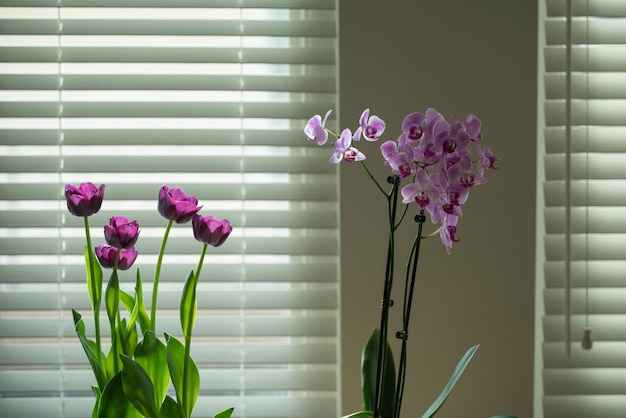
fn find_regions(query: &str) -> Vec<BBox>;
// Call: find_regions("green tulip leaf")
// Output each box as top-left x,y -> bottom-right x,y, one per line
120,289 -> 135,315
118,317 -> 138,357
121,270 -> 150,336
106,324 -> 124,378
120,354 -> 160,418
84,245 -> 103,308
91,386 -> 101,418
72,309 -> 107,389
421,344 -> 480,418
159,396 -> 185,418
213,407 -> 235,418
98,372 -> 142,418
361,328 -> 395,418
105,270 -> 120,325
179,270 -> 197,340
342,412 -> 374,418
134,331 -> 170,408
166,333 -> 200,418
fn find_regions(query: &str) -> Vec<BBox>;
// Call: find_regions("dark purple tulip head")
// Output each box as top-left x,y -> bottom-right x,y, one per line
157,185 -> 202,224
95,244 -> 138,271
192,214 -> 233,247
104,216 -> 140,249
65,182 -> 105,217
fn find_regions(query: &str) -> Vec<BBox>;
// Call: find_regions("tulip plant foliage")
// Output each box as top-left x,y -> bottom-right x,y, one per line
65,183 -> 234,418
305,108 -> 501,418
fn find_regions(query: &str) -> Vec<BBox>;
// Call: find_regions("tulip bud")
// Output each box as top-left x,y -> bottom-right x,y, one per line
157,185 -> 202,224
65,182 -> 105,217
104,216 -> 140,249
95,245 -> 138,271
192,214 -> 232,247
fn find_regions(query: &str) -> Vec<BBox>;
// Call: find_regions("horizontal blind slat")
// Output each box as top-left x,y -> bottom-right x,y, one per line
0,395 -> 340,418
543,341 -> 626,368
0,340 -> 338,365
0,1 -> 339,417
540,1 -> 626,416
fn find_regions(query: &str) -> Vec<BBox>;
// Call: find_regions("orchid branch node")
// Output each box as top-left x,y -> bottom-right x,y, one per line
414,213 -> 427,223
395,330 -> 408,340
381,299 -> 394,308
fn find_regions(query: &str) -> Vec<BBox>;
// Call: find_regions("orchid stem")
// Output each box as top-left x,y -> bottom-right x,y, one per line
151,219 -> 173,332
373,176 -> 400,418
360,161 -> 387,196
83,216 -> 102,364
393,210 -> 425,418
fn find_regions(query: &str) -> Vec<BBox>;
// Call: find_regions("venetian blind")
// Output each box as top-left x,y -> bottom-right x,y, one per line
538,0 -> 626,417
0,1 -> 340,417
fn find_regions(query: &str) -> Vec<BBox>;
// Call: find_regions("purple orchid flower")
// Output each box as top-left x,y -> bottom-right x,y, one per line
304,109 -> 332,145
381,139 -> 414,178
330,128 -> 365,163
357,108 -> 386,141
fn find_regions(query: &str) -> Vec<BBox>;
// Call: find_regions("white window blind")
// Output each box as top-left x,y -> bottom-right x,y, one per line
538,0 -> 626,417
0,1 -> 339,417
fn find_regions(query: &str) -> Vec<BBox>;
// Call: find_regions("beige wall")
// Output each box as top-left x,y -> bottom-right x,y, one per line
339,1 -> 538,417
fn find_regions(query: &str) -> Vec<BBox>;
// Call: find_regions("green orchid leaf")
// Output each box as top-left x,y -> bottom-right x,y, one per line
342,412 -> 374,418
120,354 -> 159,418
421,344 -> 480,418
165,333 -> 200,418
179,270 -> 197,340
134,331 -> 170,407
159,396 -> 185,418
361,328 -> 395,418
84,245 -> 103,308
213,407 -> 235,418
105,270 -> 120,325
72,309 -> 107,389
98,372 -> 142,418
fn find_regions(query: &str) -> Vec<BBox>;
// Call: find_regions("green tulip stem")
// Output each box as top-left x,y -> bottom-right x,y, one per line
110,251 -> 120,373
151,219 -> 173,332
83,216 -> 102,362
183,243 -> 207,417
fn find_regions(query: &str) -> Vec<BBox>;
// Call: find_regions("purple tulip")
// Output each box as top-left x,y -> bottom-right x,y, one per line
157,185 -> 202,224
65,182 -> 105,217
104,216 -> 140,249
192,215 -> 232,247
95,244 -> 138,271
